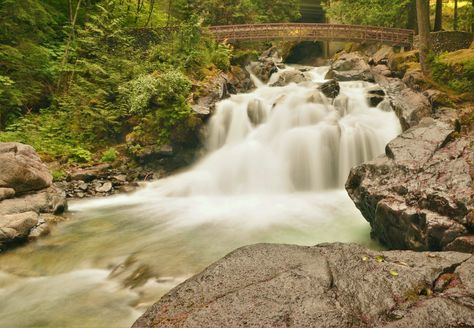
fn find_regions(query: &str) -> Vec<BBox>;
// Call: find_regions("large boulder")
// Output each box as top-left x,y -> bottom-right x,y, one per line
325,52 -> 374,82
346,116 -> 474,252
133,243 -> 474,328
0,142 -> 67,250
0,143 -> 52,194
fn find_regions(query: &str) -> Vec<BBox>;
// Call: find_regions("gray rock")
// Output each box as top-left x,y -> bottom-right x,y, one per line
325,52 -> 374,82
28,216 -> 50,240
69,164 -> 112,182
318,79 -> 340,98
346,118 -> 473,252
133,243 -> 474,328
372,45 -> 395,65
0,211 -> 39,248
0,142 -> 52,193
371,64 -> 392,77
96,181 -> 113,193
372,74 -> 432,131
0,186 -> 67,216
0,188 -> 15,201
270,70 -> 309,87
390,88 -> 432,131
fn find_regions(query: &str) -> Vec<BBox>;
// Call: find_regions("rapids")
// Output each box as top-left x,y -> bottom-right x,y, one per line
0,66 -> 401,328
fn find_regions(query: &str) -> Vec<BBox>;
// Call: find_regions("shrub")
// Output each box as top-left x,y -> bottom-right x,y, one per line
101,147 -> 118,163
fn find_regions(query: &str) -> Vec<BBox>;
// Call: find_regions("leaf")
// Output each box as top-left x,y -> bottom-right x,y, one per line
362,256 -> 369,262
389,270 -> 399,277
375,255 -> 385,263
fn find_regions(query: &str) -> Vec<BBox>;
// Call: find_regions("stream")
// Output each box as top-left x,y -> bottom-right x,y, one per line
0,66 -> 401,328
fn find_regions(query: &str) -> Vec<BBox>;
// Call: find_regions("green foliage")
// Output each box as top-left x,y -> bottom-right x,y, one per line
323,0 -> 412,28
430,50 -> 474,93
0,108 -> 93,163
100,147 -> 118,163
173,0 -> 300,25
52,169 -> 66,182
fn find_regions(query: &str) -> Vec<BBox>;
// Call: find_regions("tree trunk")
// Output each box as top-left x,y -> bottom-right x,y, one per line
472,0 -> 474,32
453,0 -> 458,30
434,0 -> 442,31
407,0 -> 418,32
416,0 -> 431,75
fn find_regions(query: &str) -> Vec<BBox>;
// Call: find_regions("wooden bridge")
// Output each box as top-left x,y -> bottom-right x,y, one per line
208,23 -> 414,47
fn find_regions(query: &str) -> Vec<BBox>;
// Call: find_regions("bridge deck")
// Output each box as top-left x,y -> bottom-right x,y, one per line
208,23 -> 414,47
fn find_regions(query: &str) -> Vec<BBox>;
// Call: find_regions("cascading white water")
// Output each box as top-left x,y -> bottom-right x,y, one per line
0,65 -> 402,328
123,66 -> 399,197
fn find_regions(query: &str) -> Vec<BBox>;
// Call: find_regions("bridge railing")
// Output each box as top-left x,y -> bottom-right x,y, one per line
207,23 -> 414,47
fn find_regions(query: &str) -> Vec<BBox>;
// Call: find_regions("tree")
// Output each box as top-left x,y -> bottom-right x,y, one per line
407,0 -> 418,31
416,0 -> 431,75
454,0 -> 458,30
322,0 -> 413,28
433,0 -> 442,31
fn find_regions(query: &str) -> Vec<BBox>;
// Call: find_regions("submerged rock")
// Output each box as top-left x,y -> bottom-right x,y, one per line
346,117 -> 474,252
318,79 -> 340,98
133,243 -> 474,328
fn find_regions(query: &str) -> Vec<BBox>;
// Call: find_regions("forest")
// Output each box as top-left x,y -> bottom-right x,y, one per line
0,0 -> 472,169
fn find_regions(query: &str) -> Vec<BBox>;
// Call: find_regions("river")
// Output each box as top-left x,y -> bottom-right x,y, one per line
0,66 -> 401,328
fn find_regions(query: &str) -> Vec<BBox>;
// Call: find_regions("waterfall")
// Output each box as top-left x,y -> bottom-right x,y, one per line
138,66 -> 400,197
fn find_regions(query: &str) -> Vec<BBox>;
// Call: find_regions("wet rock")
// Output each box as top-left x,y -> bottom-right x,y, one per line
0,188 -> 15,201
28,216 -> 51,240
325,52 -> 374,82
372,74 -> 432,131
270,70 -> 309,87
0,211 -> 39,249
0,142 -> 52,193
133,243 -> 474,328
367,86 -> 386,107
346,117 -> 474,252
318,79 -> 340,98
390,88 -> 432,131
247,99 -> 267,126
250,61 -> 278,84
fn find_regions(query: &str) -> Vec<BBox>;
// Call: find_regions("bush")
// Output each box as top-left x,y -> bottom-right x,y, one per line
101,147 -> 118,163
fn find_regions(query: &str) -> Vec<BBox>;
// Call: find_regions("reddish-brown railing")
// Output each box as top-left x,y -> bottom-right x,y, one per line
208,23 -> 414,47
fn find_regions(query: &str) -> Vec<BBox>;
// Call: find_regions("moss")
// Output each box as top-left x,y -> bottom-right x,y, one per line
431,49 -> 474,94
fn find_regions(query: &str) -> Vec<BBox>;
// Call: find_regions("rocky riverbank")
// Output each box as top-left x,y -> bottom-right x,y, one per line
0,143 -> 67,251
133,242 -> 474,328
331,47 -> 474,253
